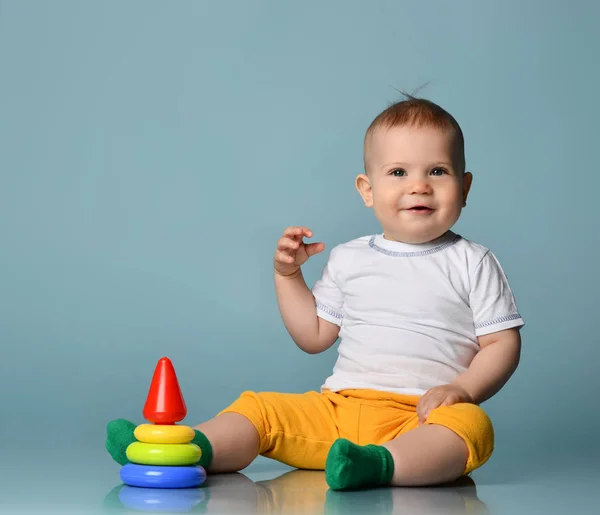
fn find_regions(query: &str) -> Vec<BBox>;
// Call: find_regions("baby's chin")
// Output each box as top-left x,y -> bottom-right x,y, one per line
375,207 -> 462,243
382,224 -> 454,244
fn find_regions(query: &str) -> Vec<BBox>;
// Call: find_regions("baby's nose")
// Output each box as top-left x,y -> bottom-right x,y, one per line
409,180 -> 432,194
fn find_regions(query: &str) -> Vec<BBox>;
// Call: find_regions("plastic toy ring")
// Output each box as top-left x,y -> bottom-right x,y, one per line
118,484 -> 206,510
134,424 -> 195,444
120,463 -> 207,488
126,442 -> 201,466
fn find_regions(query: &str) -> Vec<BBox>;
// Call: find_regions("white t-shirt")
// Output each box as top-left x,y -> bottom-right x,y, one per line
311,231 -> 524,396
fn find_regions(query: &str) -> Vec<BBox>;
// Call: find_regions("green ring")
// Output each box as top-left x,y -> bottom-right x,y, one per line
126,442 -> 201,466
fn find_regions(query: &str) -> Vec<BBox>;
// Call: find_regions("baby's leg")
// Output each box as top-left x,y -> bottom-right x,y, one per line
193,413 -> 259,473
196,390 -> 341,473
382,423 -> 468,485
326,402 -> 493,489
387,402 -> 494,485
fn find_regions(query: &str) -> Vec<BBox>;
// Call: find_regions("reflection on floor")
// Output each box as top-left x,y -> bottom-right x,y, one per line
103,468 -> 488,514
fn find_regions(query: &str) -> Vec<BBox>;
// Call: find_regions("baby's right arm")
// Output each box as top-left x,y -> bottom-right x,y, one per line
273,226 -> 340,354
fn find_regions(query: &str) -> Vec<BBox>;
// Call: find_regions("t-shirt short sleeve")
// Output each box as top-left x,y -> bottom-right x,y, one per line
311,248 -> 344,326
469,251 -> 525,337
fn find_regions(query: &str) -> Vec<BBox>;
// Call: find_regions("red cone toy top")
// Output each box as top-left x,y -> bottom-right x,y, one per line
143,357 -> 187,424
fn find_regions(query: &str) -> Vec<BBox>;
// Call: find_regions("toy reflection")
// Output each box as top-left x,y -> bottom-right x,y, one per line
104,469 -> 489,514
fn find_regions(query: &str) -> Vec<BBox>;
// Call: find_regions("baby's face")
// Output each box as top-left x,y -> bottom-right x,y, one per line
359,125 -> 472,244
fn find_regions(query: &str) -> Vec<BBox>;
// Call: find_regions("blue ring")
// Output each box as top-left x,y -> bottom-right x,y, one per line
120,463 -> 207,489
118,485 -> 206,511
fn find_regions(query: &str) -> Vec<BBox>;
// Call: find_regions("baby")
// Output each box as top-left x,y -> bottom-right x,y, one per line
106,96 -> 524,490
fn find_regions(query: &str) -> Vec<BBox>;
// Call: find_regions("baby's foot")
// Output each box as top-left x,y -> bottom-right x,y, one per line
325,438 -> 394,490
105,419 -> 136,465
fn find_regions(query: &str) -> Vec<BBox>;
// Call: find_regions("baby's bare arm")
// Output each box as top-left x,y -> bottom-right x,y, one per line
273,226 -> 340,354
274,269 -> 339,354
452,328 -> 522,404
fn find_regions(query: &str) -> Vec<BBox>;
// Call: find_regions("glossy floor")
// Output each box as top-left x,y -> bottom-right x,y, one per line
1,449 -> 598,514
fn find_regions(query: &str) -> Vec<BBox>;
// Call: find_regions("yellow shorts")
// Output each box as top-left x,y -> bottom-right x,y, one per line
220,389 -> 494,475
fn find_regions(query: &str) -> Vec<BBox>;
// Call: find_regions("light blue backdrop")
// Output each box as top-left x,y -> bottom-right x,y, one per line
1,0 -> 597,475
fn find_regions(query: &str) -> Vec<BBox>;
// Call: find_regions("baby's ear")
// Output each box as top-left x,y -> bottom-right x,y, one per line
462,171 -> 473,206
355,173 -> 373,207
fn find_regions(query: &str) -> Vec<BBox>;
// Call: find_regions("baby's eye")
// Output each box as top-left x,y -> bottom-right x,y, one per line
391,169 -> 406,177
430,167 -> 447,176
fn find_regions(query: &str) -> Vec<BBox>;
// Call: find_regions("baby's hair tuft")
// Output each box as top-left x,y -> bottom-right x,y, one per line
364,87 -> 465,173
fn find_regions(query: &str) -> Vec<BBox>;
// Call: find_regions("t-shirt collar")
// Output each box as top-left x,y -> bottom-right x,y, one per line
371,230 -> 459,255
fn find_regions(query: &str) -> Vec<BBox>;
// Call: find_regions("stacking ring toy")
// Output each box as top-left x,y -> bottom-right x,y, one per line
134,423 -> 195,444
118,485 -> 206,511
118,485 -> 206,510
120,463 -> 207,489
126,442 -> 201,466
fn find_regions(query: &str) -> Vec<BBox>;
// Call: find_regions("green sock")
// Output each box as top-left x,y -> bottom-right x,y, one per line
105,419 -> 137,466
105,418 -> 213,469
191,428 -> 213,469
325,438 -> 394,491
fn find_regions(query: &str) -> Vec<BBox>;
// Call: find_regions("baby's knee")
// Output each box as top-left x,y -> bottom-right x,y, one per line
427,403 -> 494,474
217,391 -> 267,441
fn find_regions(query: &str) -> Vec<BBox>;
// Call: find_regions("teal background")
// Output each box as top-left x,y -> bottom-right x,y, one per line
1,0 -> 598,495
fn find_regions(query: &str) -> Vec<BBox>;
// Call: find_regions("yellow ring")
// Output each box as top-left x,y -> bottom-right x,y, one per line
134,424 -> 195,444
126,442 -> 201,466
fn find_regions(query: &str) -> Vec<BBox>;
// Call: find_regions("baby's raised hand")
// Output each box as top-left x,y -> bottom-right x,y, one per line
274,226 -> 325,277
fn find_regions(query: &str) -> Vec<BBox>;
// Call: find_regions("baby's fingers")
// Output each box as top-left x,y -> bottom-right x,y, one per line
440,394 -> 460,407
305,242 -> 325,257
283,226 -> 313,240
417,392 -> 444,425
416,395 -> 430,424
277,237 -> 300,252
274,250 -> 295,264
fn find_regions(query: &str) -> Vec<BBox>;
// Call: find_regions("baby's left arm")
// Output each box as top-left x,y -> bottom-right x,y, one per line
451,328 -> 521,404
416,329 -> 521,424
417,250 -> 524,423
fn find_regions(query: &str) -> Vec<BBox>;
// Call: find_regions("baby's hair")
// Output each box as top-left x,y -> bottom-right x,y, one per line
364,89 -> 466,174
